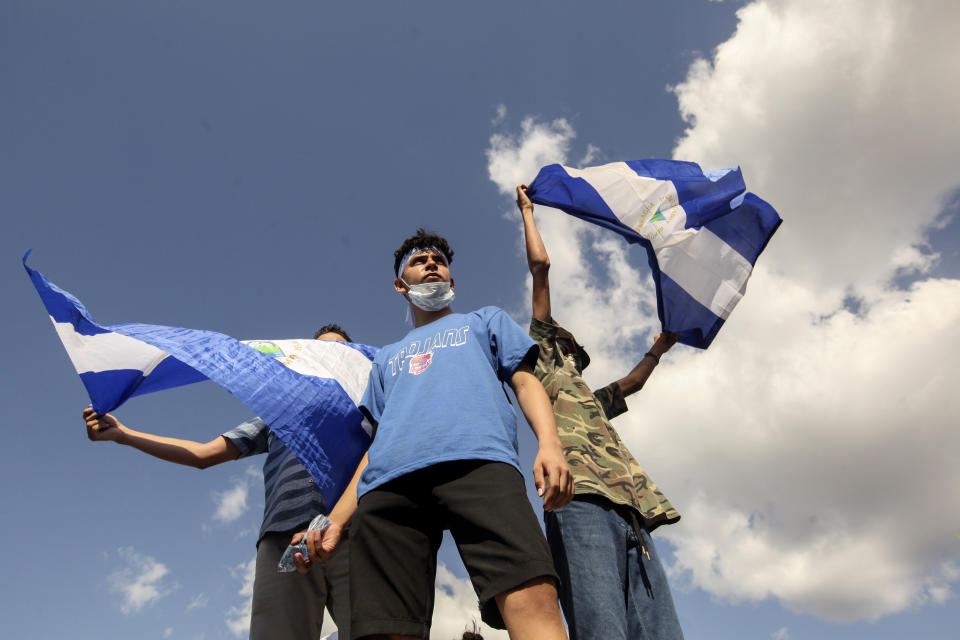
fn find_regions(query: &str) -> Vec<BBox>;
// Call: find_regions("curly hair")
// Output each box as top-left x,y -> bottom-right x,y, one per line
393,228 -> 454,276
313,323 -> 351,342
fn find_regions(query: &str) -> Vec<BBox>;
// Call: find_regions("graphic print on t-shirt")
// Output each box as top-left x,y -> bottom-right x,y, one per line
387,324 -> 471,376
408,352 -> 432,374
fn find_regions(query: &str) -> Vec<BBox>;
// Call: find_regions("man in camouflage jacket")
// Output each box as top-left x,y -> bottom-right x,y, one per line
517,184 -> 684,640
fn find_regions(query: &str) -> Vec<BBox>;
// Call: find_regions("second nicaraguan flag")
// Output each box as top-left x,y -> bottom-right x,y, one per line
23,251 -> 377,506
527,159 -> 782,348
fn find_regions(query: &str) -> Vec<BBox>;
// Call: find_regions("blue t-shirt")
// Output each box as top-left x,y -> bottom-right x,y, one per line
358,306 -> 538,497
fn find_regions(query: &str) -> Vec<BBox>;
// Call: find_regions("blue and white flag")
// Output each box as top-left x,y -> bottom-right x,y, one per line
23,251 -> 377,506
527,159 -> 781,348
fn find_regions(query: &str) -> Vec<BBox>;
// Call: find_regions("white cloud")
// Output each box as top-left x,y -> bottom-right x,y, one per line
107,547 -> 175,614
212,465 -> 261,523
771,627 -> 789,640
487,117 -> 574,195
670,0 -> 960,298
186,592 -> 209,612
224,556 -> 257,637
163,628 -> 173,638
486,1 -> 960,621
430,564 -> 508,640
213,481 -> 249,522
492,103 -> 507,126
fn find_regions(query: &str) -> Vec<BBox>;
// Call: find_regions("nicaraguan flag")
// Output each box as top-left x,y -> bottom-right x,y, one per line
24,251 -> 377,506
527,159 -> 781,348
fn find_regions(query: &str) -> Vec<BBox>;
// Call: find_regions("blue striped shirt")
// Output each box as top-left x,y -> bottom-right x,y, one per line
222,417 -> 327,542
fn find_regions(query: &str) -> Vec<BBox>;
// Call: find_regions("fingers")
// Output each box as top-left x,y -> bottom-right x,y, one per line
533,461 -> 545,497
294,552 -> 312,574
307,529 -> 329,564
290,531 -> 304,545
539,456 -> 574,512
516,184 -> 533,211
84,410 -> 102,440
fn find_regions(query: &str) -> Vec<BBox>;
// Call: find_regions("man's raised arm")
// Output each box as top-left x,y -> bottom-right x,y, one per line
517,184 -> 551,322
612,332 -> 680,398
82,407 -> 240,469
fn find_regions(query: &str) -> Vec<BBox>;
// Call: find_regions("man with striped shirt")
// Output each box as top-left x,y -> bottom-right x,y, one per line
82,324 -> 354,640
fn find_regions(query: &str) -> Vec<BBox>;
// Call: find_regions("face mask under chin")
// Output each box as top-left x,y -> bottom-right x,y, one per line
401,279 -> 455,312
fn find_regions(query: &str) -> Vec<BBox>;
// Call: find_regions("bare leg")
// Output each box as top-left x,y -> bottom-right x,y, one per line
496,576 -> 568,640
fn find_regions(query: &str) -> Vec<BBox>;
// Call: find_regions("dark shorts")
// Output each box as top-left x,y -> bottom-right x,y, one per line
349,460 -> 558,639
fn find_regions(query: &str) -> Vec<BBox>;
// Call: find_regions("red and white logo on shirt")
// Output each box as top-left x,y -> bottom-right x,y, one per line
408,352 -> 433,375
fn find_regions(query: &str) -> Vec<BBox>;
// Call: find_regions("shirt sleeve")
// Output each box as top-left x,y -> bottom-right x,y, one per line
359,360 -> 386,425
485,307 -> 538,380
221,417 -> 270,458
528,316 -> 561,372
592,381 -> 629,420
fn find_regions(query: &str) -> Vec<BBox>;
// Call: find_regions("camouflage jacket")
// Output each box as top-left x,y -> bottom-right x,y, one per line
530,317 -> 680,532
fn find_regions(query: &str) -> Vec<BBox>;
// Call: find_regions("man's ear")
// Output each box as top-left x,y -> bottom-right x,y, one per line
394,278 -> 408,294
449,277 -> 455,291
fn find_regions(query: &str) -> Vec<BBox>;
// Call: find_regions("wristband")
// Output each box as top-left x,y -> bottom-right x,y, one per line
644,351 -> 660,364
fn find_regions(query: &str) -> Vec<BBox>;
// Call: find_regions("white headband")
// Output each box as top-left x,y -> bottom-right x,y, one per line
396,245 -> 445,278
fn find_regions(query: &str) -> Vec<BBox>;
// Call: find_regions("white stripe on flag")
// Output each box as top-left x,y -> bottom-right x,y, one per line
656,228 -> 751,319
562,163 -> 695,249
251,339 -> 374,406
53,320 -> 168,375
564,163 -> 751,319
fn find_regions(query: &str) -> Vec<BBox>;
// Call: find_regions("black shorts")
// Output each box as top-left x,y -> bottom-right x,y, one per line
349,460 -> 558,639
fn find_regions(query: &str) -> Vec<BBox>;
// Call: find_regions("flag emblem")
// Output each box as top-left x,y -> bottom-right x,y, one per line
409,352 -> 433,375
248,341 -> 285,358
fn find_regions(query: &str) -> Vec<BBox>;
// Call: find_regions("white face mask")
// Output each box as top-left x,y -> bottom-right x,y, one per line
401,279 -> 455,311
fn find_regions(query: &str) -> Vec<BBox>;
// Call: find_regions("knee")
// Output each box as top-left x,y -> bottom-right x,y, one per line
497,576 -> 562,618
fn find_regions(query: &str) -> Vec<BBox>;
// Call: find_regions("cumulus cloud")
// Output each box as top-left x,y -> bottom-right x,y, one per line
107,547 -> 175,614
224,556 -> 256,637
212,466 -> 260,523
670,0 -> 960,298
486,1 -> 960,622
430,564 -> 508,640
771,628 -> 789,640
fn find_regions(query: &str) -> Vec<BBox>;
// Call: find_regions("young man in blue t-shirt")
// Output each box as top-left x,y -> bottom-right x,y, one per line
295,229 -> 573,640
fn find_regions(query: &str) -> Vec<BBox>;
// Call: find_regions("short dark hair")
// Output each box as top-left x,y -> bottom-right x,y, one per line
393,228 -> 454,276
314,324 -> 351,342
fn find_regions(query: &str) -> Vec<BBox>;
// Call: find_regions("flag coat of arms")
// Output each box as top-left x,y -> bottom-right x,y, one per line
527,159 -> 782,348
24,251 -> 376,507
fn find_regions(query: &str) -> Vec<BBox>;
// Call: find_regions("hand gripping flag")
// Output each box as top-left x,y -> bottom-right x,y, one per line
24,251 -> 377,507
527,160 -> 781,348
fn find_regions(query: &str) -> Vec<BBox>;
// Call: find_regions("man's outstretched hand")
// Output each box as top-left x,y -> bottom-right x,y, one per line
292,519 -> 344,574
83,408 -> 126,443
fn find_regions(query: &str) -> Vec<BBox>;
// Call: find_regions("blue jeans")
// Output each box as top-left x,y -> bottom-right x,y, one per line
544,497 -> 684,640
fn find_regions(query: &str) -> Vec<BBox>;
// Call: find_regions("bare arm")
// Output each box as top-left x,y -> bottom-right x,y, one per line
517,184 -> 552,322
294,449 -> 370,573
509,363 -> 573,510
614,332 -> 679,398
83,407 -> 240,469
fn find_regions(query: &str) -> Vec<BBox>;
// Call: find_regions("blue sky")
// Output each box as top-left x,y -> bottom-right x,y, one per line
3,2 -> 958,639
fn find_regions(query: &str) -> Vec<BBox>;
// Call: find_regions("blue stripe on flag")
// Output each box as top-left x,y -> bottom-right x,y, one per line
658,273 -> 726,348
79,370 -> 153,411
704,193 -> 782,264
